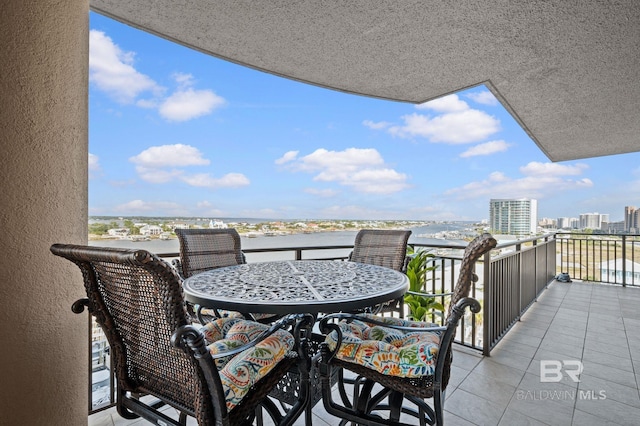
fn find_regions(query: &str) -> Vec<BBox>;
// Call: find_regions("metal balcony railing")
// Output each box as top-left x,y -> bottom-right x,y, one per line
556,232 -> 640,286
91,232 -> 640,414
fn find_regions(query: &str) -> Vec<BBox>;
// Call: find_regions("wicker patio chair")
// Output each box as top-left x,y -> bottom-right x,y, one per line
174,228 -> 277,324
174,228 -> 246,278
51,244 -> 302,426
318,233 -> 497,426
348,229 -> 412,317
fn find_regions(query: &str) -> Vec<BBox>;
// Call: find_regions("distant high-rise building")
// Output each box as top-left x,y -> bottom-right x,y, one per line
489,198 -> 537,235
602,221 -> 625,233
538,217 -> 556,229
625,206 -> 639,232
579,212 -> 606,230
557,217 -> 573,229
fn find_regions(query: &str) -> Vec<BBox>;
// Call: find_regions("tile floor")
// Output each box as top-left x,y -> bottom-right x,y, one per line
90,280 -> 640,425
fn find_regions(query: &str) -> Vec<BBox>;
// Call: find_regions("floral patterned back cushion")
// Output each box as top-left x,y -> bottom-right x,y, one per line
325,313 -> 442,378
202,318 -> 294,411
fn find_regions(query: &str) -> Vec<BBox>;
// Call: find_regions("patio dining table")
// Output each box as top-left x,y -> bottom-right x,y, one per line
181,259 -> 409,425
181,259 -> 409,316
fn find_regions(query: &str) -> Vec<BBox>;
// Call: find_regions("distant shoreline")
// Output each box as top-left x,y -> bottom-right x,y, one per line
90,226 -> 388,241
88,217 -> 480,241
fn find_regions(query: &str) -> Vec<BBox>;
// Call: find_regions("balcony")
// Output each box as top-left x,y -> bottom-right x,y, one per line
86,232 -> 640,425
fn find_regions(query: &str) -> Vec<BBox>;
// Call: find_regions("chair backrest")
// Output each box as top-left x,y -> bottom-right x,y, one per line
50,244 -> 217,421
175,228 -> 245,278
447,233 -> 497,318
349,229 -> 412,272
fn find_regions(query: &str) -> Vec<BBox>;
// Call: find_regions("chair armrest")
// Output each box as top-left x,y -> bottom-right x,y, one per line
171,259 -> 185,279
439,296 -> 481,348
71,298 -> 90,314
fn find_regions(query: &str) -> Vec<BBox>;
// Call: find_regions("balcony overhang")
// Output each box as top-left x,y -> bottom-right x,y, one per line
91,1 -> 640,162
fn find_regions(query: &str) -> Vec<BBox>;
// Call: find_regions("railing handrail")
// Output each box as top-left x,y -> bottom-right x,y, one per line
556,231 -> 640,237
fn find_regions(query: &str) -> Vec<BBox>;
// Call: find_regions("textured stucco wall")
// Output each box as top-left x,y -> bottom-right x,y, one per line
0,1 -> 89,424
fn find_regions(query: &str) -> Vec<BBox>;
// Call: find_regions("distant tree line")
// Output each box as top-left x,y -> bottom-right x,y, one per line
88,220 -> 141,235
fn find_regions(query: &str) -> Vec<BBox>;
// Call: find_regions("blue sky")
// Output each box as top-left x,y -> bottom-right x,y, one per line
89,13 -> 640,222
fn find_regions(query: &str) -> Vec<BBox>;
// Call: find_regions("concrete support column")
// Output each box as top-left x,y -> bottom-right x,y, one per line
0,1 -> 89,424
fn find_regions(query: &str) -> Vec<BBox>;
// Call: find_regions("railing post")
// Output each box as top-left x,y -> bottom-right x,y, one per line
533,239 -> 538,297
86,313 -> 93,413
622,235 -> 627,287
482,250 -> 491,356
516,242 -> 523,317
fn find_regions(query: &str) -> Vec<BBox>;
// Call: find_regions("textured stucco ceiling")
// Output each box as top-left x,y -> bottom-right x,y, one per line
91,0 -> 640,162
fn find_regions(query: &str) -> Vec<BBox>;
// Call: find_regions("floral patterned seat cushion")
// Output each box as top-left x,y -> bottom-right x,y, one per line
202,318 -> 295,411
325,313 -> 442,378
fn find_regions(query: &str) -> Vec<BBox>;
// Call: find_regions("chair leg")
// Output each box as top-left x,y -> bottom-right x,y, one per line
255,405 -> 264,426
257,397 -> 286,425
405,394 -> 437,426
337,369 -> 354,408
433,389 -> 444,426
355,379 -> 375,415
388,391 -> 403,422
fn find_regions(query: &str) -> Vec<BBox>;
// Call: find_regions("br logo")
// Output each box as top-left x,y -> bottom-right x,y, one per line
540,360 -> 583,382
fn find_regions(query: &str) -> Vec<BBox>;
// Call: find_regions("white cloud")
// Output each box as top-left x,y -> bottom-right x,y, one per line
90,31 -> 225,122
281,148 -> 410,194
239,208 -> 279,219
318,205 -> 412,220
89,30 -> 161,103
275,151 -> 299,165
197,200 -> 213,208
345,169 -> 410,194
519,161 -> 588,176
88,153 -> 101,178
445,162 -> 593,200
180,173 -> 250,188
134,167 -> 184,184
194,201 -> 226,216
115,199 -> 188,215
130,144 -> 210,168
460,140 -> 511,158
129,144 -> 247,188
135,99 -> 158,109
304,188 -> 339,197
297,148 -> 383,175
416,94 -> 469,112
367,93 -> 500,144
319,205 -> 395,219
173,72 -> 195,88
389,109 -> 500,144
363,120 -> 391,130
466,91 -> 499,106
159,88 -> 225,122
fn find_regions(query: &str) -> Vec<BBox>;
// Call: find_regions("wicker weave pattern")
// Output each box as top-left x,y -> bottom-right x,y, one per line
447,232 -> 497,317
349,229 -> 412,272
50,243 -> 297,425
175,228 -> 245,278
349,229 -> 411,316
176,228 -> 279,323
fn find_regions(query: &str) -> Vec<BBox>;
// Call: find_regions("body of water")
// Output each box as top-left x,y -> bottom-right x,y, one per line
89,223 -> 475,262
